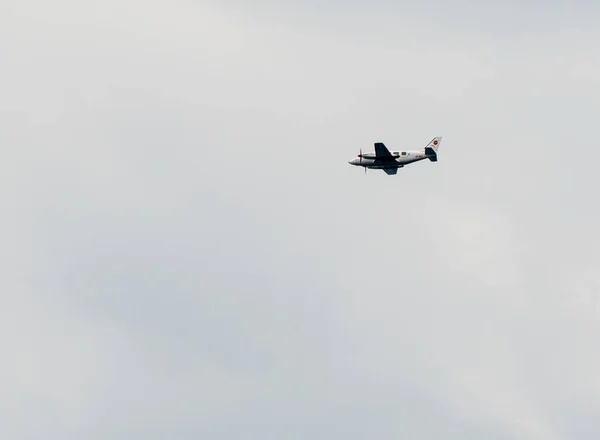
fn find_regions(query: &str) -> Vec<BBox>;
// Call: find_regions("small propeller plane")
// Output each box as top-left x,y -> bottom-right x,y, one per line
348,136 -> 443,174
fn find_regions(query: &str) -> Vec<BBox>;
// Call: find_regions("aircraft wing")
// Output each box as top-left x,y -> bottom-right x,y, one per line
382,167 -> 398,175
374,142 -> 393,157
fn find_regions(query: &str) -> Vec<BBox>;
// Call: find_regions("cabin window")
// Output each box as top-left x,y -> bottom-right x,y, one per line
402,152 -> 407,155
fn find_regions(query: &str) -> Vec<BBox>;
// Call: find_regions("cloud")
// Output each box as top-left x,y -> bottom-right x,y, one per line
2,1 -> 600,439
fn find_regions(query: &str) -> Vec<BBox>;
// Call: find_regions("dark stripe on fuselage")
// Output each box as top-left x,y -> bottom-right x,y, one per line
366,156 -> 429,169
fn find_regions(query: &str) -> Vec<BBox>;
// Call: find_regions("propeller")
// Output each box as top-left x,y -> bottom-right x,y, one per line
358,148 -> 366,174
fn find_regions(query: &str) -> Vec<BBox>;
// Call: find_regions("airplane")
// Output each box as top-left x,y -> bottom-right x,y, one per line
348,136 -> 443,174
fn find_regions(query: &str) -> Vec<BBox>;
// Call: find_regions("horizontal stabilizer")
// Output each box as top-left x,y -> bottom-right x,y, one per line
425,147 -> 437,161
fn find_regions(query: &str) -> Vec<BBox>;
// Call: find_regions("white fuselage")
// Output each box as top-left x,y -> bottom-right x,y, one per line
348,150 -> 427,169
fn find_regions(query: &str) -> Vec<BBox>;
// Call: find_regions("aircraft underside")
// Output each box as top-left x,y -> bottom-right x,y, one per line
367,157 -> 424,169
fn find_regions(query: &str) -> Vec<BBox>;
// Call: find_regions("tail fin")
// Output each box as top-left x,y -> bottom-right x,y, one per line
424,136 -> 442,162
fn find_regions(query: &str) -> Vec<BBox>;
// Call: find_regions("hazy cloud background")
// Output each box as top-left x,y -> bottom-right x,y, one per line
2,0 -> 600,438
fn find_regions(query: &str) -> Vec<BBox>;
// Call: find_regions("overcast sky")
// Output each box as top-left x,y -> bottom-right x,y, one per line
2,0 -> 600,438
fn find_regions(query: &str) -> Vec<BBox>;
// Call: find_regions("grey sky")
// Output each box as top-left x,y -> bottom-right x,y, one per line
2,0 -> 600,438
